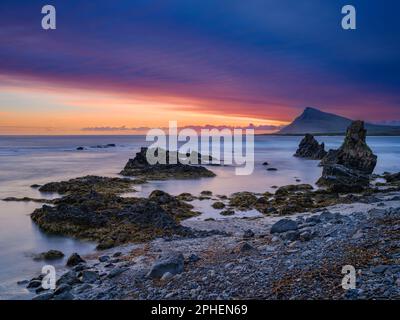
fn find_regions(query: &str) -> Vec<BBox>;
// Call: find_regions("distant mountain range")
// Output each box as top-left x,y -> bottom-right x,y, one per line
277,107 -> 400,135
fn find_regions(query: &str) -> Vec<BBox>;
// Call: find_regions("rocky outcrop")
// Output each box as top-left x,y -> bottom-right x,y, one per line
317,121 -> 377,192
294,134 -> 327,160
31,190 -> 203,249
39,175 -> 140,195
120,147 -> 216,180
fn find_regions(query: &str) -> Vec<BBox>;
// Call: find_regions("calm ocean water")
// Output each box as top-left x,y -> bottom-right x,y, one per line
0,135 -> 399,299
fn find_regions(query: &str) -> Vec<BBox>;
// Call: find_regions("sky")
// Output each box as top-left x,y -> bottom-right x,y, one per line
0,0 -> 399,134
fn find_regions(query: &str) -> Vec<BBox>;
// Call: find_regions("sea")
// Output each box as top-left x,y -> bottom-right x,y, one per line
0,135 -> 399,299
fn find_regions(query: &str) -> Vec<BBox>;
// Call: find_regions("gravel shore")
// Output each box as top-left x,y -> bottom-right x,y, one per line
30,190 -> 400,300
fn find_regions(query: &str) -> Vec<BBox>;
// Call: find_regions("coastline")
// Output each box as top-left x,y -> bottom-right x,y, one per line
27,189 -> 400,300
2,132 -> 400,300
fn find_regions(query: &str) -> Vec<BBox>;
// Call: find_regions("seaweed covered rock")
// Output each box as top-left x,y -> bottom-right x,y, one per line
31,190 -> 197,249
294,134 -> 327,160
39,175 -> 138,195
275,184 -> 313,196
120,147 -> 216,180
317,121 -> 377,192
148,190 -> 200,220
229,192 -> 258,210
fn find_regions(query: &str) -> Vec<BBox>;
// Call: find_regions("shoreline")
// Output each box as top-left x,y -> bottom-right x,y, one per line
26,188 -> 400,300
2,131 -> 400,300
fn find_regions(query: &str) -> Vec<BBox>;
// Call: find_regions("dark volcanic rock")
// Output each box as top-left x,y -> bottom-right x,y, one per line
320,121 -> 377,173
294,134 -> 327,160
120,147 -> 216,180
317,121 -> 377,192
317,164 -> 370,193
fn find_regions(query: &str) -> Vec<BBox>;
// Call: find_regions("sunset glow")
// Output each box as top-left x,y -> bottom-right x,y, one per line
1,0 -> 399,134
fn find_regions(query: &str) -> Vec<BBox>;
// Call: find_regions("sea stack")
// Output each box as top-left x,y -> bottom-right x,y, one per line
317,121 -> 377,192
294,134 -> 327,160
120,147 -> 216,180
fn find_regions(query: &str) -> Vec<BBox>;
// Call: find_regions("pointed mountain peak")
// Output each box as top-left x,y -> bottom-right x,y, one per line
278,107 -> 400,135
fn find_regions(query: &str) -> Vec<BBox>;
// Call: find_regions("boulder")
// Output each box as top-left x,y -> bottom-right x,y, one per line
81,270 -> 99,283
294,134 -> 327,160
270,219 -> 299,234
147,252 -> 184,279
317,121 -> 377,192
33,250 -> 64,261
384,172 -> 400,183
66,253 -> 85,267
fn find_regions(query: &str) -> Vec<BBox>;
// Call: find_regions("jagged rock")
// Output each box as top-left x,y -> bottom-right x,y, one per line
321,121 -> 377,173
294,134 -> 327,160
317,121 -> 377,192
120,147 -> 216,180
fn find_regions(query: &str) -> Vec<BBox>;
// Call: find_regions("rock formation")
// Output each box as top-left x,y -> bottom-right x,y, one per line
294,134 -> 327,160
120,147 -> 216,180
317,121 -> 377,192
31,189 -> 200,249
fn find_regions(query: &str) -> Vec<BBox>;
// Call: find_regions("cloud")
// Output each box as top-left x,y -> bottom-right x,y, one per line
1,0 -> 400,123
81,123 -> 283,133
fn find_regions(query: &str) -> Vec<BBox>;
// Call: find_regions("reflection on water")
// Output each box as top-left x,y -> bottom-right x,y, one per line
0,135 -> 399,298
